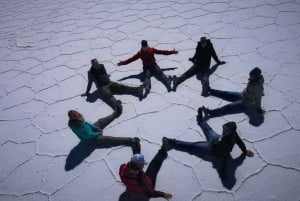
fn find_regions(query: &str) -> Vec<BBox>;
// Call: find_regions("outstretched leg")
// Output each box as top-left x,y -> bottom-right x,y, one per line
145,148 -> 167,187
91,136 -> 140,154
142,69 -> 151,96
197,120 -> 220,142
152,64 -> 171,92
173,65 -> 197,91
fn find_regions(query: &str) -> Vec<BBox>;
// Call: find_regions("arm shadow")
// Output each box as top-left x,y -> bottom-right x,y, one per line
209,63 -> 221,75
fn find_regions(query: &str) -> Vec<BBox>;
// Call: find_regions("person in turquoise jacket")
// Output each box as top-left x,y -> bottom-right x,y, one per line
68,110 -> 140,153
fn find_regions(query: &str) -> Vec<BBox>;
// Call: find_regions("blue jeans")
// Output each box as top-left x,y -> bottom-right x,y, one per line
208,88 -> 247,116
173,121 -> 219,157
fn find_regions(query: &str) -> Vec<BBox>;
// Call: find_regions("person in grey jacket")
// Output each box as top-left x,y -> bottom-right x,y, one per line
202,67 -> 264,118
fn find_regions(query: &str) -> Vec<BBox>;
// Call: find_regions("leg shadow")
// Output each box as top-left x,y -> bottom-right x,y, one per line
117,67 -> 177,82
85,90 -> 103,103
208,108 -> 264,127
65,142 -> 126,171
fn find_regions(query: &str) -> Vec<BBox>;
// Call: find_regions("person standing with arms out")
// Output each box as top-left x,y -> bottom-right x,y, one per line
81,59 -> 144,116
118,40 -> 178,97
172,37 -> 226,96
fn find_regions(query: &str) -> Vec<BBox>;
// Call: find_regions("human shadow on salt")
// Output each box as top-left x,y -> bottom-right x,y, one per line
65,142 -> 117,171
84,90 -> 117,111
191,152 -> 246,190
117,67 -> 177,82
119,190 -> 151,201
208,107 -> 264,127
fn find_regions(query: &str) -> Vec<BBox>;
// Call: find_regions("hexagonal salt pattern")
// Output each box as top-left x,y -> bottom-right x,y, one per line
0,0 -> 299,201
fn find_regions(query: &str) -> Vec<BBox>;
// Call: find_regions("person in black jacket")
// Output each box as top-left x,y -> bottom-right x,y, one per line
81,59 -> 144,116
172,37 -> 225,96
162,108 -> 254,178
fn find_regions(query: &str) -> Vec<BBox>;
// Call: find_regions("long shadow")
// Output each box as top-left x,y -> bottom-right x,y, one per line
85,90 -> 103,103
65,142 -> 126,171
209,107 -> 264,127
195,63 -> 220,81
188,151 -> 246,190
119,191 -> 149,201
117,67 -> 177,82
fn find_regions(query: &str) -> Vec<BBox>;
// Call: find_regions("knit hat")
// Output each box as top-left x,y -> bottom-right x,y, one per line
130,154 -> 148,165
141,40 -> 148,47
249,67 -> 262,79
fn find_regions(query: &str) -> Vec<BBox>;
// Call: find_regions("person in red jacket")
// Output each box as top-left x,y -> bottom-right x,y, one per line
119,148 -> 172,200
118,40 -> 178,97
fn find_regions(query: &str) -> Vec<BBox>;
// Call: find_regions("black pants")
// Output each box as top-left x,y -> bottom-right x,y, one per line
145,148 -> 167,187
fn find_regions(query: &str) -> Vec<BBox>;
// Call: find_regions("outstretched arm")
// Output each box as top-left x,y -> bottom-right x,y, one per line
118,52 -> 140,66
153,48 -> 178,55
236,134 -> 254,157
210,43 -> 225,65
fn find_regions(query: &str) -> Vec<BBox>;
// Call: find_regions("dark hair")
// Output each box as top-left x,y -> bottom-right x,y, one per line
91,58 -> 97,64
223,121 -> 237,131
68,110 -> 76,118
249,67 -> 262,78
141,40 -> 148,47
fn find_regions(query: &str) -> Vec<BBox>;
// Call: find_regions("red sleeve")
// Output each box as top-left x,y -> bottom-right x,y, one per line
153,48 -> 176,55
120,52 -> 140,65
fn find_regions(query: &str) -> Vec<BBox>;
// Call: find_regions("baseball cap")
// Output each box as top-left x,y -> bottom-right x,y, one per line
130,153 -> 148,165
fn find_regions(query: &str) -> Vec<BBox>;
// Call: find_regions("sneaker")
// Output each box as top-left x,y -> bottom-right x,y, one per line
131,137 -> 141,154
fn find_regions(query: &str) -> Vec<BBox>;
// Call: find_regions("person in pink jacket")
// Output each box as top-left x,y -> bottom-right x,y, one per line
119,148 -> 172,200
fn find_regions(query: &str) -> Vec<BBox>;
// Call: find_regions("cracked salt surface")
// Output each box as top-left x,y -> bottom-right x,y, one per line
0,0 -> 299,201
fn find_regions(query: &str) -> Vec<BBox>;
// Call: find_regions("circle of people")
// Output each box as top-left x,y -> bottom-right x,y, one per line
68,37 -> 264,200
